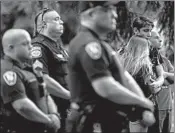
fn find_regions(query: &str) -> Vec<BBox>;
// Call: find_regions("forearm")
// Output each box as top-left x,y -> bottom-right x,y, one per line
124,71 -> 145,97
93,77 -> 150,108
43,74 -> 70,99
47,95 -> 58,113
155,65 -> 164,86
164,79 -> 172,86
12,98 -> 51,124
164,72 -> 174,82
106,81 -> 147,107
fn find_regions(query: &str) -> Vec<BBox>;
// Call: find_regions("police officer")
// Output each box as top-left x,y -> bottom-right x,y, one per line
1,29 -> 60,133
32,8 -> 70,133
67,2 -> 155,133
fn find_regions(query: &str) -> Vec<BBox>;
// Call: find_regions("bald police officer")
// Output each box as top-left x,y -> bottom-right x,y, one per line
32,9 -> 70,99
1,29 -> 60,133
67,1 -> 155,133
32,8 -> 70,133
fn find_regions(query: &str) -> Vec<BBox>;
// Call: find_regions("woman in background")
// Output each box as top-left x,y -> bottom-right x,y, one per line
122,39 -> 158,133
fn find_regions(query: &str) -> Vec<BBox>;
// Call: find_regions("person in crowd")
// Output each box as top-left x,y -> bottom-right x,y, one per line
66,2 -> 155,133
123,34 -> 156,133
123,16 -> 165,133
32,8 -> 70,133
1,29 -> 60,133
149,30 -> 174,133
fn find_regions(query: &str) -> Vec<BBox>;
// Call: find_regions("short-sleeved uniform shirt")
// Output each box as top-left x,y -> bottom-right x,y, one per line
1,57 -> 27,105
1,56 -> 48,130
68,27 -> 123,105
69,29 -> 147,128
32,34 -> 69,121
31,34 -> 69,88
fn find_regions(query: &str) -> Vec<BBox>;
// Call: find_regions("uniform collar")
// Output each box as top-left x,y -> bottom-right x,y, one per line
38,34 -> 56,43
81,26 -> 108,42
4,55 -> 26,69
37,34 -> 59,48
81,26 -> 100,40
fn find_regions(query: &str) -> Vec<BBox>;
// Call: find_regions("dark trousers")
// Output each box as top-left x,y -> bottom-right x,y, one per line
1,120 -> 56,133
74,105 -> 129,133
52,95 -> 70,133
76,112 -> 128,133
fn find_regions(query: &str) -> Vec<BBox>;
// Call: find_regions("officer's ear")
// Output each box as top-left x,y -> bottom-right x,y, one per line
9,44 -> 14,49
89,8 -> 95,17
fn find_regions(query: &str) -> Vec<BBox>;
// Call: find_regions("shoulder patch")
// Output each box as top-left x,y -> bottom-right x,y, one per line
3,71 -> 17,86
85,42 -> 102,60
31,46 -> 42,58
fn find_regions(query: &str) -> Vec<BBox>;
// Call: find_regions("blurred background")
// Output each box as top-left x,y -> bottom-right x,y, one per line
1,1 -> 174,64
0,1 -> 174,131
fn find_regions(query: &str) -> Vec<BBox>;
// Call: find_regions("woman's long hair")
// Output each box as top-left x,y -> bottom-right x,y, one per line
122,36 -> 153,83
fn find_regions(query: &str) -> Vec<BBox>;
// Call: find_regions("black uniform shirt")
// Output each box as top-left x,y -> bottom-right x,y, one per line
68,28 -> 118,105
1,56 -> 48,116
0,56 -> 48,131
32,34 -> 69,87
1,57 -> 27,104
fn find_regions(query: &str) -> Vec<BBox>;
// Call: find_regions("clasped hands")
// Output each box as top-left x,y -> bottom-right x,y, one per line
47,113 -> 61,133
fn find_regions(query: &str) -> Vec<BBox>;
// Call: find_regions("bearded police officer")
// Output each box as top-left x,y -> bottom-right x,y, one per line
67,1 -> 155,133
32,8 -> 70,133
1,29 -> 60,133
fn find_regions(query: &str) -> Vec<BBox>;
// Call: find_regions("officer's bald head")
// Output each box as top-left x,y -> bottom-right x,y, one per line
2,29 -> 31,54
43,10 -> 60,21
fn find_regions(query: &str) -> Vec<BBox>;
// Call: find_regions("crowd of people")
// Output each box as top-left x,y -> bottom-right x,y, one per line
0,1 -> 174,133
